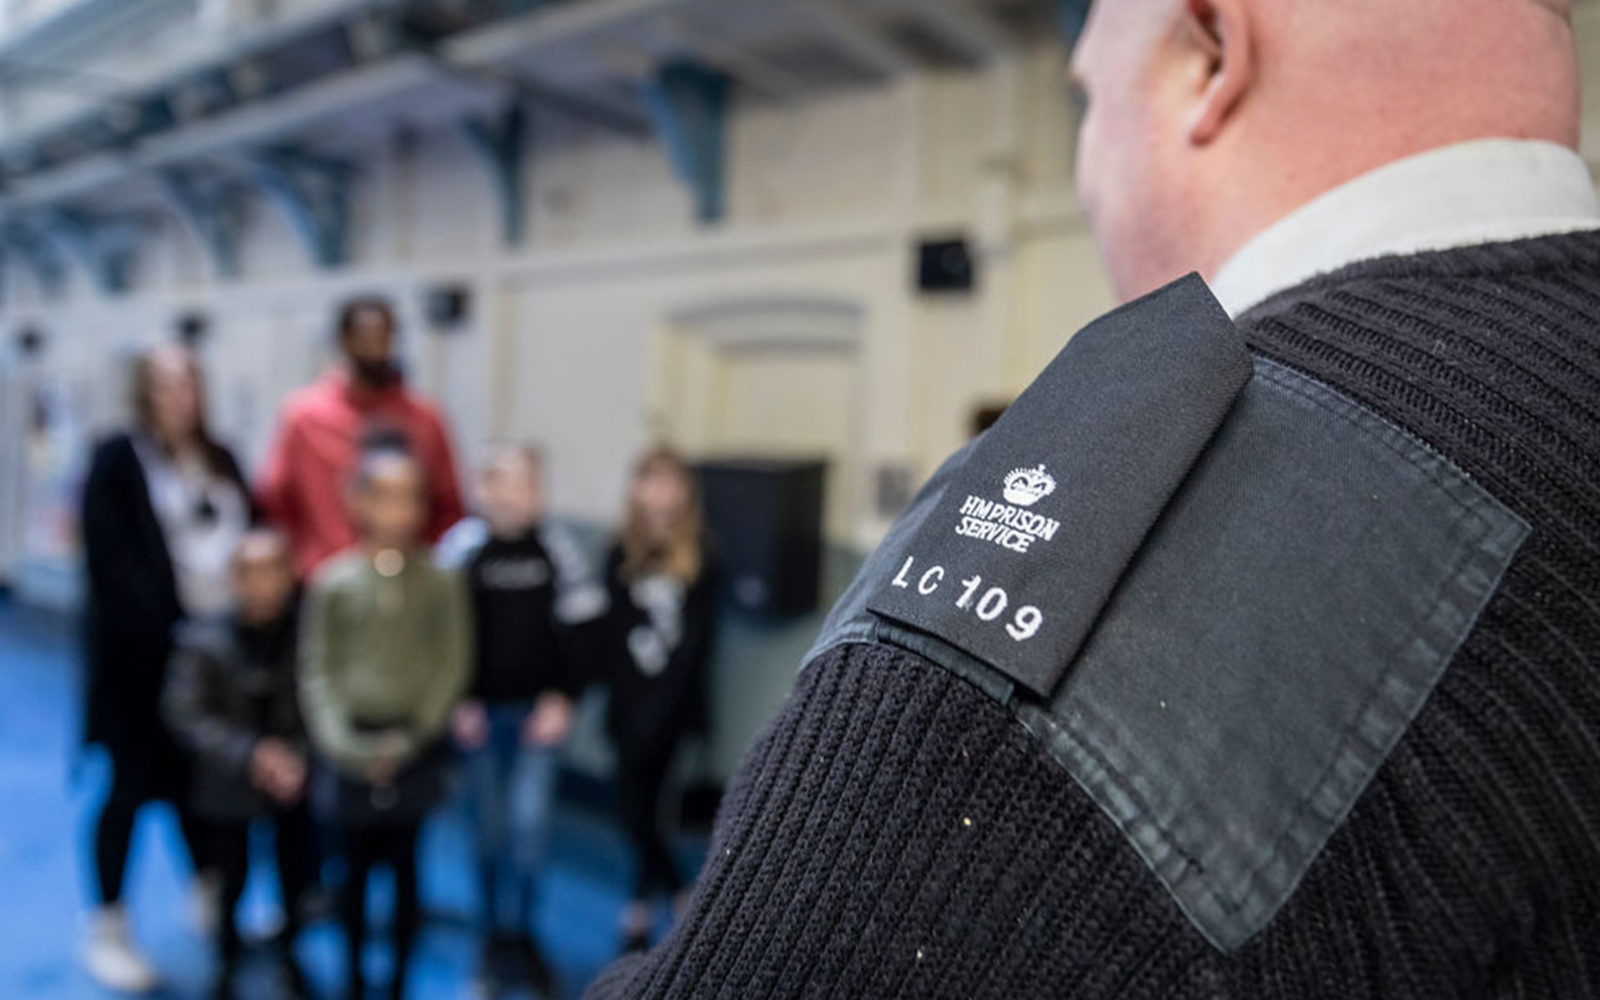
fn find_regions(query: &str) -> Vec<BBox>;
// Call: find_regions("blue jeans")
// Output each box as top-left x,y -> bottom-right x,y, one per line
463,703 -> 561,934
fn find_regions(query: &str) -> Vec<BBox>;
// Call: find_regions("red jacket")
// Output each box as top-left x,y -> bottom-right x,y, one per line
257,368 -> 465,577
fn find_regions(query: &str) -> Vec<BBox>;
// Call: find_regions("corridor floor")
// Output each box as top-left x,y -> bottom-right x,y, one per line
0,599 -> 703,1000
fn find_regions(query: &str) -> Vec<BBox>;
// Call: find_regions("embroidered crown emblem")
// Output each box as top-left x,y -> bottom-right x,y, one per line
1002,464 -> 1056,507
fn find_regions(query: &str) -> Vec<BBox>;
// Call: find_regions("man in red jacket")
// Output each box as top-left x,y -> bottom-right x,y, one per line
258,297 -> 465,578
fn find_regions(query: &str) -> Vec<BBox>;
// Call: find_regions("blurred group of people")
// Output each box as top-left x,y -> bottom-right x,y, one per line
77,298 -> 720,1000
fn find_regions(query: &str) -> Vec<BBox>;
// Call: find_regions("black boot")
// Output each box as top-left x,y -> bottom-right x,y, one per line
472,935 -> 506,999
281,956 -> 313,1000
212,941 -> 242,1000
517,934 -> 557,998
209,967 -> 238,1000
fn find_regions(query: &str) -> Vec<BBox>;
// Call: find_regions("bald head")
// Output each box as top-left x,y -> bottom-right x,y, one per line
1071,0 -> 1581,302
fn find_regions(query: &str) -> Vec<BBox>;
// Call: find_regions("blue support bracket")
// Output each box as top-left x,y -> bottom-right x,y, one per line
160,167 -> 247,279
252,146 -> 356,268
641,60 -> 730,226
41,207 -> 143,294
1054,0 -> 1090,51
197,67 -> 238,115
3,219 -> 68,297
104,95 -> 179,151
132,95 -> 178,140
460,103 -> 527,247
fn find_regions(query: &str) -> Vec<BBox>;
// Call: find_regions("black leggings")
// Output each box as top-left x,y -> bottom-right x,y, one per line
340,823 -> 422,1000
92,761 -> 207,905
208,806 -> 313,972
617,743 -> 684,902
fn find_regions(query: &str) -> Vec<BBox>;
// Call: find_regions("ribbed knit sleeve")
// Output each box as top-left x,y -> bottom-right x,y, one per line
585,642 -> 1220,1000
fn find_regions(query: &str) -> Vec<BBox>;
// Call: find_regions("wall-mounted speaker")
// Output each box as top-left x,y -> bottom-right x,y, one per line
15,326 -> 44,358
424,284 -> 471,331
916,235 -> 976,294
697,458 -> 827,617
176,312 -> 209,346
971,401 -> 1009,437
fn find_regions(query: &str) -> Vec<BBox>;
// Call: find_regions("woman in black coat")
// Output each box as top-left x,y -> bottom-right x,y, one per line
79,344 -> 251,993
599,447 -> 720,954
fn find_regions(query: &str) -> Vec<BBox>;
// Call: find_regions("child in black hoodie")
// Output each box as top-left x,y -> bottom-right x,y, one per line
164,529 -> 311,1000
438,443 -> 605,997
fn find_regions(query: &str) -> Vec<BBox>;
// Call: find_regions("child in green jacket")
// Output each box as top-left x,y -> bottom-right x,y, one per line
299,438 -> 470,1000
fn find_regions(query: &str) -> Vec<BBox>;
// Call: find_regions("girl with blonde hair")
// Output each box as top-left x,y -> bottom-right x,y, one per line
598,447 -> 721,953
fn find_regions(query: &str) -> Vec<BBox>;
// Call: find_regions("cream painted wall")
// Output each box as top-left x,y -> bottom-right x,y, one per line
1,41 -> 1108,558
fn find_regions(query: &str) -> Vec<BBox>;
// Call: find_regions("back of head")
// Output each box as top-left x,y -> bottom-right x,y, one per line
1072,0 -> 1581,300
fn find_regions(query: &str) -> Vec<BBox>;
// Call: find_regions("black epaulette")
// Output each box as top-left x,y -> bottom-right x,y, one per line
806,274 -> 1528,953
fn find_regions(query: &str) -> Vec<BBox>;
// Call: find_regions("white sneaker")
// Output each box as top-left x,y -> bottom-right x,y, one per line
82,905 -> 158,993
189,871 -> 221,936
243,901 -> 287,945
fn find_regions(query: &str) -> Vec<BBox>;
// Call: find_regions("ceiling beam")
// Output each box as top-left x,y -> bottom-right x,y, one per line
894,0 -> 1012,64
657,12 -> 808,102
0,0 -> 409,159
791,0 -> 917,79
131,56 -> 443,168
427,57 -> 653,138
442,0 -> 701,69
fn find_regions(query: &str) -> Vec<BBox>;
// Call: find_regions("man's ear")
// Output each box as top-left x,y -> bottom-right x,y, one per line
1183,0 -> 1252,146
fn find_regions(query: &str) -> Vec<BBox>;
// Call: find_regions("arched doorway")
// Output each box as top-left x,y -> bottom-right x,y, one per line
653,294 -> 865,544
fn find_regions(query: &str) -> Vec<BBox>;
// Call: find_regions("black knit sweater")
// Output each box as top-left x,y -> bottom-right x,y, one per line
584,232 -> 1600,999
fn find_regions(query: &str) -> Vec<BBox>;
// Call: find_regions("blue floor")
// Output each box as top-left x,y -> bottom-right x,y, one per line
0,599 -> 703,1000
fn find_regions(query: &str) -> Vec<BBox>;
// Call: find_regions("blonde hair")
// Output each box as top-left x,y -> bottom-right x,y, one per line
618,446 -> 704,585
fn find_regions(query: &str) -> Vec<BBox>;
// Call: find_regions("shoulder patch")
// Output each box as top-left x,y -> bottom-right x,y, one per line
865,274 -> 1252,697
1017,356 -> 1527,951
808,276 -> 1529,953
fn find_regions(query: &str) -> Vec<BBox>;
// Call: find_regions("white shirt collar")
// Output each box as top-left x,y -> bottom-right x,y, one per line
1211,138 -> 1600,317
